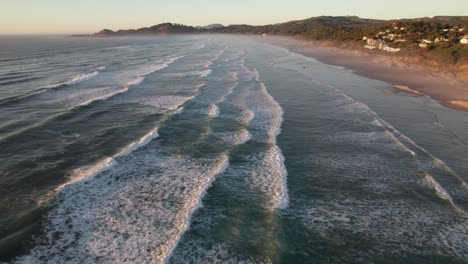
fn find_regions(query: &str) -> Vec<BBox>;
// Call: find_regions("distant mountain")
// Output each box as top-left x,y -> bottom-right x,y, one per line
90,16 -> 386,36
93,23 -> 199,36
197,24 -> 225,30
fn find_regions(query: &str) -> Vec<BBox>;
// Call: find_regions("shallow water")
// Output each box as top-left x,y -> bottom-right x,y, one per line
0,35 -> 467,263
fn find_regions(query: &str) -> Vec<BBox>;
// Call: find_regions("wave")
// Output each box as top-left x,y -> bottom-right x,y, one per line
57,97 -> 193,190
213,129 -> 252,145
19,146 -> 230,263
72,87 -> 130,108
117,128 -> 160,157
323,82 -> 468,215
165,69 -> 212,78
0,68 -> 104,106
424,173 -> 454,203
246,68 -> 284,144
206,104 -> 219,117
1,57 -> 182,140
62,157 -> 117,190
2,56 -> 179,107
228,64 -> 289,210
247,146 -> 289,210
137,95 -> 194,111
235,109 -> 255,124
46,71 -> 100,88
71,57 -> 182,108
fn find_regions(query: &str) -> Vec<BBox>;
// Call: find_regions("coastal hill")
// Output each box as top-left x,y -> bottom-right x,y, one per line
92,16 -> 384,36
94,23 -> 199,36
90,16 -> 468,70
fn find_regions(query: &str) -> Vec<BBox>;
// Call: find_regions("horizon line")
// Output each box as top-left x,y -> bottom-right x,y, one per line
1,14 -> 466,36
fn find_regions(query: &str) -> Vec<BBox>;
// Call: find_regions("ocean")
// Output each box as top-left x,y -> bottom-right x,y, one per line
0,35 -> 467,263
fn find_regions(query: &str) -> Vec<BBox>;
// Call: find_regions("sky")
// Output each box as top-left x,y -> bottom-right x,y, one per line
1,0 -> 467,35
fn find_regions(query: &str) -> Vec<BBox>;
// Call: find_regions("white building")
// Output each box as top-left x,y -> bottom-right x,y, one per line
382,46 -> 401,52
461,36 -> 468,44
364,39 -> 400,52
435,37 -> 449,43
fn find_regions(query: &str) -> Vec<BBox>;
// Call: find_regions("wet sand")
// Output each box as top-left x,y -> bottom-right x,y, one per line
259,36 -> 468,112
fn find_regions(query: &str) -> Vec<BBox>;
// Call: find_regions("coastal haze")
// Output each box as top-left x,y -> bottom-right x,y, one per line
1,35 -> 467,263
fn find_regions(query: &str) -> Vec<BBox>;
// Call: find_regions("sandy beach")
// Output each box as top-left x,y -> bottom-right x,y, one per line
260,36 -> 468,112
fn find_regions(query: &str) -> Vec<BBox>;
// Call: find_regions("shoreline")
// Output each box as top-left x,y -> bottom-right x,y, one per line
259,35 -> 468,112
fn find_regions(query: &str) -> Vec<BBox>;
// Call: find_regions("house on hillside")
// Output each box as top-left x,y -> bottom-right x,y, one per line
367,39 -> 379,46
461,35 -> 468,44
435,37 -> 449,43
382,46 -> 400,52
364,38 -> 400,52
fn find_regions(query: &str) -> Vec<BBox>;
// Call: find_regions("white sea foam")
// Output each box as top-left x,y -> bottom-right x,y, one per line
116,56 -> 182,88
166,69 -> 212,78
207,104 -> 220,117
72,87 -> 129,108
126,76 -> 145,86
193,83 -> 206,92
235,109 -> 255,124
21,150 -> 230,264
64,71 -> 100,85
46,70 -> 100,88
323,83 -> 468,215
245,68 -> 284,144
170,241 -> 273,264
140,57 -> 180,76
213,129 -> 252,145
424,173 -> 454,203
300,197 -> 467,260
63,157 -> 116,189
37,57 -> 180,110
117,128 -> 160,157
247,145 -> 289,209
232,65 -> 288,209
136,96 -> 194,111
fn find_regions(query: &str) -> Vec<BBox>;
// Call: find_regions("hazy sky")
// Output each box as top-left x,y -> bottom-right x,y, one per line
1,0 -> 467,34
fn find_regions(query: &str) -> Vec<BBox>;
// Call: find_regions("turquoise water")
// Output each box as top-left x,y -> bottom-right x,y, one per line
0,35 -> 467,263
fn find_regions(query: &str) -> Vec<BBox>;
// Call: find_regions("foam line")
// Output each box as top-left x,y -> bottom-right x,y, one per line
238,64 -> 289,209
46,71 -> 100,88
323,83 -> 468,215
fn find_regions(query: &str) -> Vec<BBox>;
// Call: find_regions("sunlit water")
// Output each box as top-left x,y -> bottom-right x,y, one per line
0,35 -> 467,263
